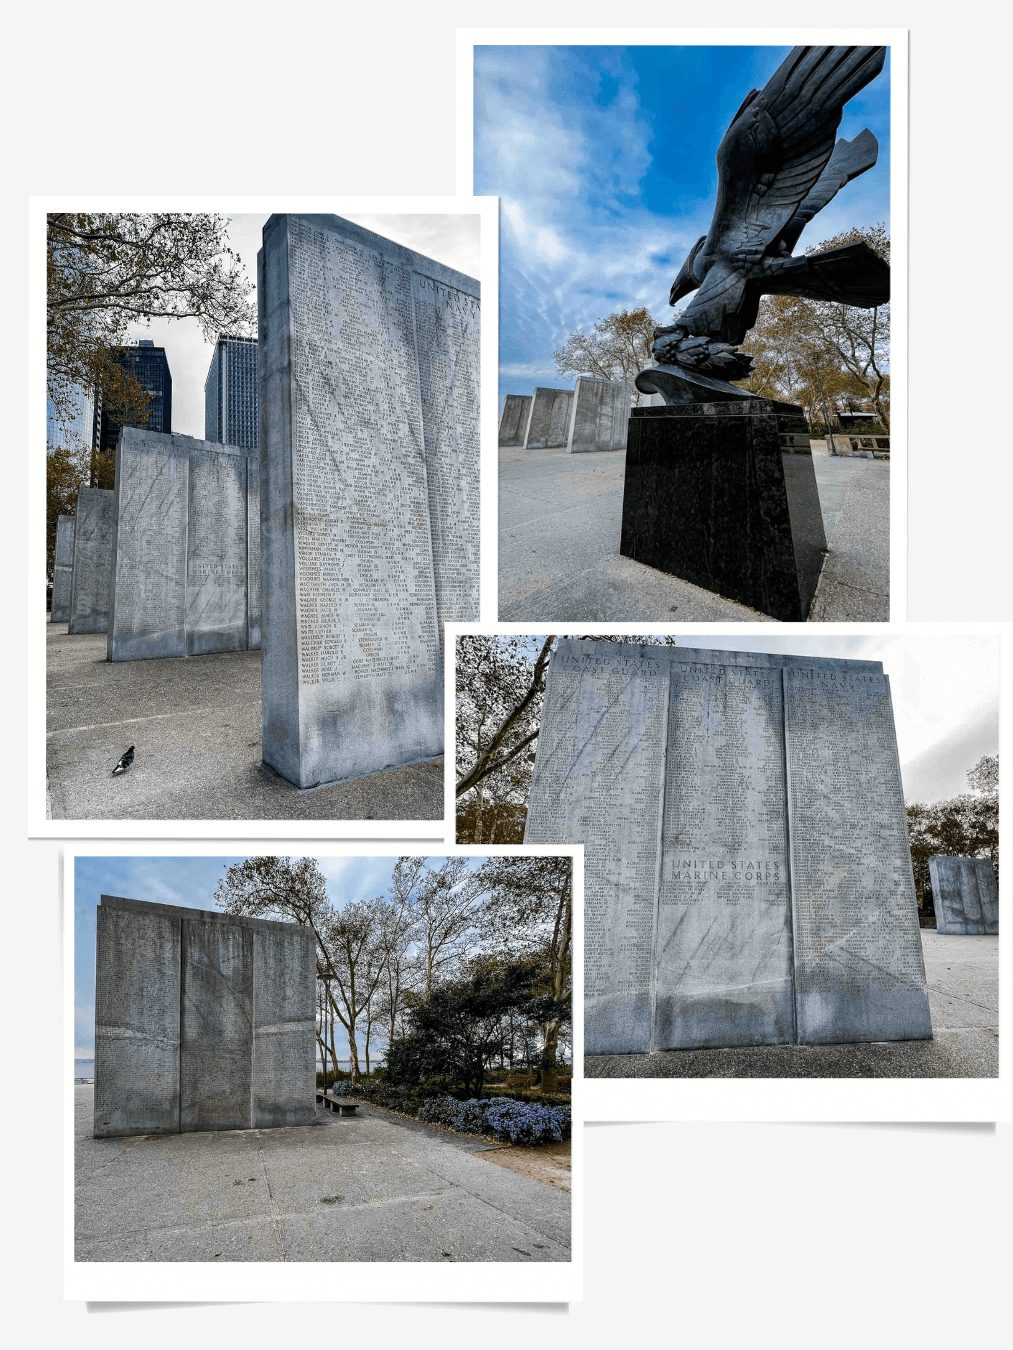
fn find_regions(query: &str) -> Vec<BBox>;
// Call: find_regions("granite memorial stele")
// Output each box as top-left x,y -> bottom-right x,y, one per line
524,640 -> 931,1055
51,513 -> 75,622
93,895 -> 316,1138
258,213 -> 480,789
67,487 -> 115,635
928,856 -> 998,935
107,427 -> 261,660
523,386 -> 573,450
621,46 -> 890,621
499,394 -> 532,446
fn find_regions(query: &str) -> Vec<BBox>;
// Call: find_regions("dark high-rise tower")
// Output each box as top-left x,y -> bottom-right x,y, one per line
204,335 -> 259,449
94,340 -> 172,452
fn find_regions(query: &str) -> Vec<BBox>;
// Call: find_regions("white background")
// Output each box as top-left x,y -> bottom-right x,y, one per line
2,0 -> 1009,1344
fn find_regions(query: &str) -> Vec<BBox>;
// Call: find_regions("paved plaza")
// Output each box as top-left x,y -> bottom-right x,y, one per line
586,931 -> 998,1078
74,1087 -> 570,1262
499,439 -> 889,622
46,625 -> 443,820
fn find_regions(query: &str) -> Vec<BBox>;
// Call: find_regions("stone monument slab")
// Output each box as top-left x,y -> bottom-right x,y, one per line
94,900 -> 181,1139
51,513 -> 75,622
499,394 -> 532,446
566,377 -> 634,454
253,924 -> 318,1127
258,213 -> 480,789
928,856 -> 999,935
784,670 -> 932,1043
107,428 -> 261,661
179,917 -> 254,1132
523,387 -> 574,450
93,896 -> 316,1137
524,640 -> 931,1053
620,401 -> 827,621
68,488 -> 115,635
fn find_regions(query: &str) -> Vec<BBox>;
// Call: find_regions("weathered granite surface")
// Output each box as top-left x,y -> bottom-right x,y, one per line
68,488 -> 115,634
107,427 -> 261,661
94,901 -> 181,1138
566,377 -> 634,454
258,213 -> 479,789
51,514 -> 75,621
929,856 -> 999,935
498,394 -> 532,446
620,401 -> 827,620
524,640 -> 930,1053
93,895 -> 316,1137
523,387 -> 573,449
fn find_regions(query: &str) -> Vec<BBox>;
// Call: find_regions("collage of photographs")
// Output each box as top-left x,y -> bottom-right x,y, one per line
6,11 -> 1009,1348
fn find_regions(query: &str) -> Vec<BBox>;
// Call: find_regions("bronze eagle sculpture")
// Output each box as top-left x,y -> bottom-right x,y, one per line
638,45 -> 890,405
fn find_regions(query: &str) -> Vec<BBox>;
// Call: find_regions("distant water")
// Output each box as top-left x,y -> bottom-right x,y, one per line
75,1059 -> 94,1080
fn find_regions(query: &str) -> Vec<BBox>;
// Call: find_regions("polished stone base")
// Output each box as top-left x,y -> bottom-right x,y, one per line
619,401 -> 827,620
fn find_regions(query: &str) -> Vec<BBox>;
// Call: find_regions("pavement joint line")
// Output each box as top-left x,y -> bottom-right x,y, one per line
404,1151 -> 571,1251
257,1135 -> 287,1260
926,988 -> 997,1014
47,708 -> 236,737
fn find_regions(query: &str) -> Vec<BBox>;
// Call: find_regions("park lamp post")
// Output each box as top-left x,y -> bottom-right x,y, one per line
320,969 -> 334,1090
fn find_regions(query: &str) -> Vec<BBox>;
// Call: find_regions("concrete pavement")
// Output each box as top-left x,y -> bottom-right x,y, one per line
74,1086 -> 570,1262
586,929 -> 998,1078
46,623 -> 443,821
499,439 -> 889,622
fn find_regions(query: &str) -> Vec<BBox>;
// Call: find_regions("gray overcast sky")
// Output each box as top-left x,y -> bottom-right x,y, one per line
511,633 -> 999,806
124,212 -> 481,440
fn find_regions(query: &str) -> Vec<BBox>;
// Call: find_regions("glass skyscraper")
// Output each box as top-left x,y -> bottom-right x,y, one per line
95,340 -> 172,452
47,381 -> 95,455
204,335 -> 259,448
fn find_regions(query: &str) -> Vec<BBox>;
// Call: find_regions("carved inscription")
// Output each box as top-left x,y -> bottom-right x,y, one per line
784,669 -> 928,1041
413,272 -> 481,637
525,645 -> 668,1048
525,641 -> 932,1052
186,447 -> 247,649
654,663 -> 794,1047
287,218 -> 440,688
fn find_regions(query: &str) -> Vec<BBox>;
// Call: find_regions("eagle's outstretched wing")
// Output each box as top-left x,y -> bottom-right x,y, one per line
678,46 -> 886,340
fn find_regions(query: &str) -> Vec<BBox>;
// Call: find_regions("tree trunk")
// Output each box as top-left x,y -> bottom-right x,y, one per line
347,1020 -> 361,1081
543,872 -> 573,1069
473,781 -> 485,845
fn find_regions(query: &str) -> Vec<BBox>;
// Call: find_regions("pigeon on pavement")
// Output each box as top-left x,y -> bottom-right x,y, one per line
112,745 -> 135,775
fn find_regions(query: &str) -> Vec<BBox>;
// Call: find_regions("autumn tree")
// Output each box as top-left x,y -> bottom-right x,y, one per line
455,634 -> 555,843
456,634 -> 681,843
554,306 -> 658,404
471,855 -> 572,1069
906,755 -> 999,919
409,856 -> 484,1000
735,224 -> 890,428
45,444 -> 88,575
47,213 -> 256,477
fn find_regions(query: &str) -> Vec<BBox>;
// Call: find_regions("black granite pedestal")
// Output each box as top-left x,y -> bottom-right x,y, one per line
619,400 -> 827,620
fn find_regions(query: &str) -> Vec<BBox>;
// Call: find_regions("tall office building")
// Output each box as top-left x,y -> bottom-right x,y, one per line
204,335 -> 259,448
47,380 -> 95,455
94,340 -> 172,452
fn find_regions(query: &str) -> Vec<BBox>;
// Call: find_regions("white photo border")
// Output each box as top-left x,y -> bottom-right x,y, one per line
446,619 -> 1009,1124
32,193 -> 499,840
63,838 -> 583,1302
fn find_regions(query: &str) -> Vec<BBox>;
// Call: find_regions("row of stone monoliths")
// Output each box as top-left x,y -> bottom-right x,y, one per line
498,377 -> 663,453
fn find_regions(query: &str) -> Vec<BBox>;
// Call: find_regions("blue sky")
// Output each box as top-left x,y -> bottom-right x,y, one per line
474,45 -> 891,406
74,854 -> 480,1059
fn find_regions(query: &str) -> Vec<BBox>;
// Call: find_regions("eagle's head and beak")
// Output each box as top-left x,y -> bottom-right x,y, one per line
668,235 -> 707,306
